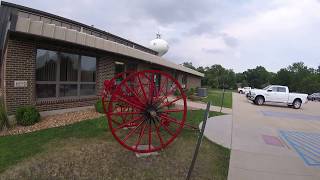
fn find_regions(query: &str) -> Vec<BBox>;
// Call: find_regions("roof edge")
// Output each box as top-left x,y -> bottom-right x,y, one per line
0,1 -> 157,55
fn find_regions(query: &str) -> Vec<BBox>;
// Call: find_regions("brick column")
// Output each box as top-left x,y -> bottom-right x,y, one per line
4,38 -> 36,114
96,55 -> 115,95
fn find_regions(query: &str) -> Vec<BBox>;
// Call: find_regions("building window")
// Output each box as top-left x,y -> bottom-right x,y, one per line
36,50 -> 58,81
36,49 -> 96,99
81,56 -> 96,82
115,61 -> 125,83
60,52 -> 79,82
182,74 -> 187,88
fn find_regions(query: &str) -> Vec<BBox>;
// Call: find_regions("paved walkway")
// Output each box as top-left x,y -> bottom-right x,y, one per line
200,114 -> 232,148
186,100 -> 232,114
203,93 -> 320,180
171,97 -> 232,114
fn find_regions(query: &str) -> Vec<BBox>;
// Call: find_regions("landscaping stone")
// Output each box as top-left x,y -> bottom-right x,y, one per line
134,145 -> 159,158
0,108 -> 103,137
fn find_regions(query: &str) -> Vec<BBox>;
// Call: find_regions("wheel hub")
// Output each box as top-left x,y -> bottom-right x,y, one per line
149,110 -> 157,118
144,105 -> 159,121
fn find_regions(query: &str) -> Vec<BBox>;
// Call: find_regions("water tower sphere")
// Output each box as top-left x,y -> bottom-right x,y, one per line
149,37 -> 169,56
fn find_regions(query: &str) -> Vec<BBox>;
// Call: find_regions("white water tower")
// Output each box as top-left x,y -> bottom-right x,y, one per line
149,33 -> 169,56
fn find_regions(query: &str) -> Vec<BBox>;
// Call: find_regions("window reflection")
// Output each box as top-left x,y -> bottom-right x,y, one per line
36,49 -> 96,98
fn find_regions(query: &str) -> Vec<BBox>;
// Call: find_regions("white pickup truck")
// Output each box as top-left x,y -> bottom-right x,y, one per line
247,85 -> 308,109
238,87 -> 251,94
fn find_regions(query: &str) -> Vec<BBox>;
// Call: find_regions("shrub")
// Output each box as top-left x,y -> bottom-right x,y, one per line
174,89 -> 180,96
95,99 -> 104,113
186,88 -> 195,97
0,99 -> 9,130
188,95 -> 202,101
16,106 -> 40,126
189,88 -> 195,95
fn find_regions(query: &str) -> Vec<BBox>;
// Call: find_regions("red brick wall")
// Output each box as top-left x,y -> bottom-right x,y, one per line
96,55 -> 116,95
187,74 -> 201,89
3,36 -> 115,114
3,38 -> 36,114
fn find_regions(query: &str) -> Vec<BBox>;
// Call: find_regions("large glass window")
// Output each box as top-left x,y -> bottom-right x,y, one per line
36,49 -> 96,98
59,84 -> 78,97
81,56 -> 96,82
182,74 -> 187,88
60,53 -> 79,82
36,84 -> 56,98
36,50 -> 58,81
115,62 -> 125,83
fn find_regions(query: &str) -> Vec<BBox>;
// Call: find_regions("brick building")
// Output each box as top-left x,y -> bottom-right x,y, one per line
0,1 -> 203,115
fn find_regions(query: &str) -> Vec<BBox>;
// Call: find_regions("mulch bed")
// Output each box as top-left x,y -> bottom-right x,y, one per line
0,108 -> 103,137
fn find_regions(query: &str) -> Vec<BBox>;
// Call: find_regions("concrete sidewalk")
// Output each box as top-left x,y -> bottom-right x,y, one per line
186,100 -> 232,114
200,115 -> 232,148
171,97 -> 232,114
203,93 -> 320,180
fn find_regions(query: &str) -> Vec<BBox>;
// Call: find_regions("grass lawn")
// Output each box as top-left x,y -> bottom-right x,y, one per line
202,89 -> 233,108
0,110 -> 230,179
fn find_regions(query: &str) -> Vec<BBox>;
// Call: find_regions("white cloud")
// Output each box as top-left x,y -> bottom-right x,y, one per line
6,0 -> 320,72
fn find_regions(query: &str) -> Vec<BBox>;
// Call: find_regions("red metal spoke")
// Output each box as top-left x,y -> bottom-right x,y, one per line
115,115 -> 144,131
156,76 -> 168,99
143,72 -> 153,82
113,94 -> 145,110
149,73 -> 155,104
156,129 -> 165,147
122,120 -> 145,143
159,96 -> 183,109
142,73 -> 155,104
123,82 -> 145,105
156,85 -> 178,105
159,109 -> 185,113
137,74 -> 148,102
159,114 -> 183,126
148,122 -> 152,150
158,119 -> 175,136
183,123 -> 198,130
109,111 -> 143,116
134,122 -> 148,149
155,121 -> 165,147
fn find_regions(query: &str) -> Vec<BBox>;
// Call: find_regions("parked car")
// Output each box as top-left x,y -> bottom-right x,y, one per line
238,87 -> 251,94
247,85 -> 308,109
307,93 -> 320,101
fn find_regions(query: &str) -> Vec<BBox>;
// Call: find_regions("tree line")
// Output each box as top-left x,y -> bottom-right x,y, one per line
182,62 -> 320,94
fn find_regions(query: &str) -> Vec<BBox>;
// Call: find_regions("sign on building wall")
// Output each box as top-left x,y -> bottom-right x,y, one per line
14,81 -> 28,88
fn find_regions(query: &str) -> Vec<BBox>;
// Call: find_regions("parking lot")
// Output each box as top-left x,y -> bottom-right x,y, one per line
228,93 -> 320,180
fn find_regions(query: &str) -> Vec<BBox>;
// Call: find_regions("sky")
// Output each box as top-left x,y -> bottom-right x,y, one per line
4,0 -> 320,72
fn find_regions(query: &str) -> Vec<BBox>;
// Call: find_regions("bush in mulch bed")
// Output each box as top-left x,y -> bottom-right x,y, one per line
188,95 -> 203,101
16,106 -> 40,126
0,97 -> 10,131
95,99 -> 104,113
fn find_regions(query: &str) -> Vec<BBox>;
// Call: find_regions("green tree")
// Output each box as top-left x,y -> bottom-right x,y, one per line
243,66 -> 272,88
272,68 -> 291,86
182,62 -> 196,70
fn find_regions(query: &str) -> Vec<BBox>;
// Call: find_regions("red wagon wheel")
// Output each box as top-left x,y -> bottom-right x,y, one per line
107,70 -> 187,153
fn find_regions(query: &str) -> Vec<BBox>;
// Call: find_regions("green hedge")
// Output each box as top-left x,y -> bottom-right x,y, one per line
16,106 -> 40,126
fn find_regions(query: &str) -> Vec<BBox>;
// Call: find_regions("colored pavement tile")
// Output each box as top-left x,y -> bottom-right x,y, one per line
280,130 -> 320,167
262,134 -> 285,147
261,111 -> 320,121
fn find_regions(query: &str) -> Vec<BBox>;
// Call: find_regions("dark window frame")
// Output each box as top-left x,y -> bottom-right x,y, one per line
36,49 -> 96,99
277,87 -> 286,93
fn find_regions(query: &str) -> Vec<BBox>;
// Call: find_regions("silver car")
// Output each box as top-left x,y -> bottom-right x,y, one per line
308,93 -> 320,101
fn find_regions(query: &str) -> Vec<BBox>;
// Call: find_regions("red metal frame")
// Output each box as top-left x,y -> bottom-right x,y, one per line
102,70 -> 189,153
